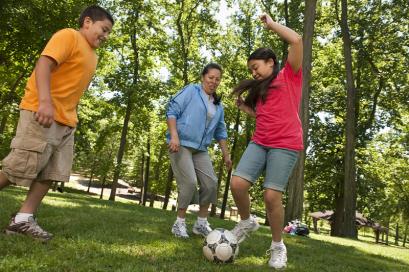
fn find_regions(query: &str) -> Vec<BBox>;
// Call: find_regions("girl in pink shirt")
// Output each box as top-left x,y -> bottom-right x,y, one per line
230,14 -> 303,269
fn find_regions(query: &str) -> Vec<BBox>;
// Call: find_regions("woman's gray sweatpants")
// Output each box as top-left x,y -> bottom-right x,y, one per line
169,146 -> 218,209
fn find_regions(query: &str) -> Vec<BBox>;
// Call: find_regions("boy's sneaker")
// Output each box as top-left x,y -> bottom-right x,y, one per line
5,215 -> 53,242
192,220 -> 212,237
171,221 -> 189,238
231,214 -> 260,243
267,243 -> 287,269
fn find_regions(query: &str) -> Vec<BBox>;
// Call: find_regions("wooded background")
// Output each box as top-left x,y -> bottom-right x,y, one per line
0,0 -> 407,241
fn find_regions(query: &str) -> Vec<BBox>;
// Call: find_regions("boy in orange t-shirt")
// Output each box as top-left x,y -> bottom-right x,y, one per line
0,5 -> 114,241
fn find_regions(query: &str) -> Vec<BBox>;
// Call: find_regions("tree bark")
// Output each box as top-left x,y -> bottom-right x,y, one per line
395,223 -> 399,246
210,159 -> 224,217
109,22 -> 140,200
109,97 -> 132,201
220,109 -> 240,219
163,165 -> 174,210
285,0 -> 317,225
100,175 -> 107,200
332,0 -> 358,238
141,137 -> 151,206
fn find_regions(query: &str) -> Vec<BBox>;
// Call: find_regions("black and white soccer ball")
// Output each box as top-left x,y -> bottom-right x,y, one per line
203,228 -> 239,263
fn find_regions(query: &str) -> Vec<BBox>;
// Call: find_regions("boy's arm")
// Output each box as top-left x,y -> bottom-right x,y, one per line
35,56 -> 57,128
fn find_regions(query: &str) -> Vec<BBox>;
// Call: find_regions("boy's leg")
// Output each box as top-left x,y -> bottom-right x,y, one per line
19,180 -> 53,214
0,171 -> 11,190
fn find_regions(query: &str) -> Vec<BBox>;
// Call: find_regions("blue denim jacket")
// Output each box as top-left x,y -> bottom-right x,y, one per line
166,84 -> 228,151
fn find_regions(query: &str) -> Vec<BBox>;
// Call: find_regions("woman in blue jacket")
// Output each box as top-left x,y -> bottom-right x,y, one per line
166,63 -> 232,238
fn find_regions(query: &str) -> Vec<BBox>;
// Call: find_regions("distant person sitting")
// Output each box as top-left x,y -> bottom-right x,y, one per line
0,5 -> 114,241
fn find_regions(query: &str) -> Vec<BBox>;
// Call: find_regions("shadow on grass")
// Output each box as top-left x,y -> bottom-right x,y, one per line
1,187 -> 408,272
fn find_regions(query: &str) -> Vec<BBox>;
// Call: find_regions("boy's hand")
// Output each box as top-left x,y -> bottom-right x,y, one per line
35,102 -> 54,128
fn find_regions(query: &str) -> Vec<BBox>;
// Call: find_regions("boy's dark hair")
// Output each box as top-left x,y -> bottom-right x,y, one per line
202,63 -> 223,105
232,48 -> 279,109
79,5 -> 114,27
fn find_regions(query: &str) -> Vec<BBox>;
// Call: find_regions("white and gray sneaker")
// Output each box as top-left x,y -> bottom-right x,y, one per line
267,243 -> 287,269
171,221 -> 189,238
192,220 -> 212,237
231,214 -> 260,243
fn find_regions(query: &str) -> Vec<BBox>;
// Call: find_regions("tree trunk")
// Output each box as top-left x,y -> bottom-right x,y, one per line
87,161 -> 96,193
395,223 -> 399,246
220,109 -> 240,219
281,0 -> 289,65
210,159 -> 224,217
141,137 -> 151,206
154,144 -> 165,184
331,177 -> 344,236
138,152 -> 145,204
332,0 -> 358,238
284,0 -> 317,225
110,21 -> 140,201
100,175 -> 107,200
163,164 -> 174,210
0,70 -> 27,111
109,98 -> 132,201
0,113 -> 8,136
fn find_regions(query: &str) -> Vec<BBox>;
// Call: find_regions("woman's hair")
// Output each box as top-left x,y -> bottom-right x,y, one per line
232,48 -> 279,109
202,63 -> 223,105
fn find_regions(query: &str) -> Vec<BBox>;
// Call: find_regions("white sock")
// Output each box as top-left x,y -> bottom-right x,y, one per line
240,217 -> 253,224
14,213 -> 33,223
197,217 -> 207,224
271,239 -> 285,248
176,217 -> 186,223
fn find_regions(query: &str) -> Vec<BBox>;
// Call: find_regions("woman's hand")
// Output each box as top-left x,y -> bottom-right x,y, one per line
224,154 -> 232,170
168,136 -> 180,153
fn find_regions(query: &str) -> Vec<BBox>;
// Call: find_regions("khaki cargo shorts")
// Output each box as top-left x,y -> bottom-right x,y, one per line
1,110 -> 75,187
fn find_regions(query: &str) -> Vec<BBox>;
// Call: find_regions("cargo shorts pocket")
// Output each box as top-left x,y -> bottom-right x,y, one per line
2,137 -> 48,179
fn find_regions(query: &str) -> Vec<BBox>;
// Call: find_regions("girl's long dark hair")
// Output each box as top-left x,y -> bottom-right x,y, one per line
202,63 -> 222,105
232,48 -> 279,109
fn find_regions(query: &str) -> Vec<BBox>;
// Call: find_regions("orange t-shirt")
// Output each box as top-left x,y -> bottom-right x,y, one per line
20,28 -> 97,127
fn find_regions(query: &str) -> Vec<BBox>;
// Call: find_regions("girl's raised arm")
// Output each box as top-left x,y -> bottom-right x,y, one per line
260,14 -> 303,72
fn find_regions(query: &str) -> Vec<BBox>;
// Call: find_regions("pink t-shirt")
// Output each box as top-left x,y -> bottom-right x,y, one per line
252,62 -> 303,150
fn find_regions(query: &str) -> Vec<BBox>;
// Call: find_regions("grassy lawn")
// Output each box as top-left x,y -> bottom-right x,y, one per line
1,186 -> 408,272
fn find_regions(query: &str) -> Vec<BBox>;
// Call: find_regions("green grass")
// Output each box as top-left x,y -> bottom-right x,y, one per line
1,186 -> 408,272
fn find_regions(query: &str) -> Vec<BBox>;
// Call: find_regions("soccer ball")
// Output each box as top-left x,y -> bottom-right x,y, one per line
203,228 -> 239,263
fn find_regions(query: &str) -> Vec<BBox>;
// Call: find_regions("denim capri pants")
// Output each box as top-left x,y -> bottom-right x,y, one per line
233,141 -> 299,192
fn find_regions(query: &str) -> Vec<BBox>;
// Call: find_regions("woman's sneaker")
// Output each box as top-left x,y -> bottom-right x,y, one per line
171,220 -> 189,238
230,214 -> 260,243
267,243 -> 287,269
192,220 -> 212,237
5,215 -> 53,242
